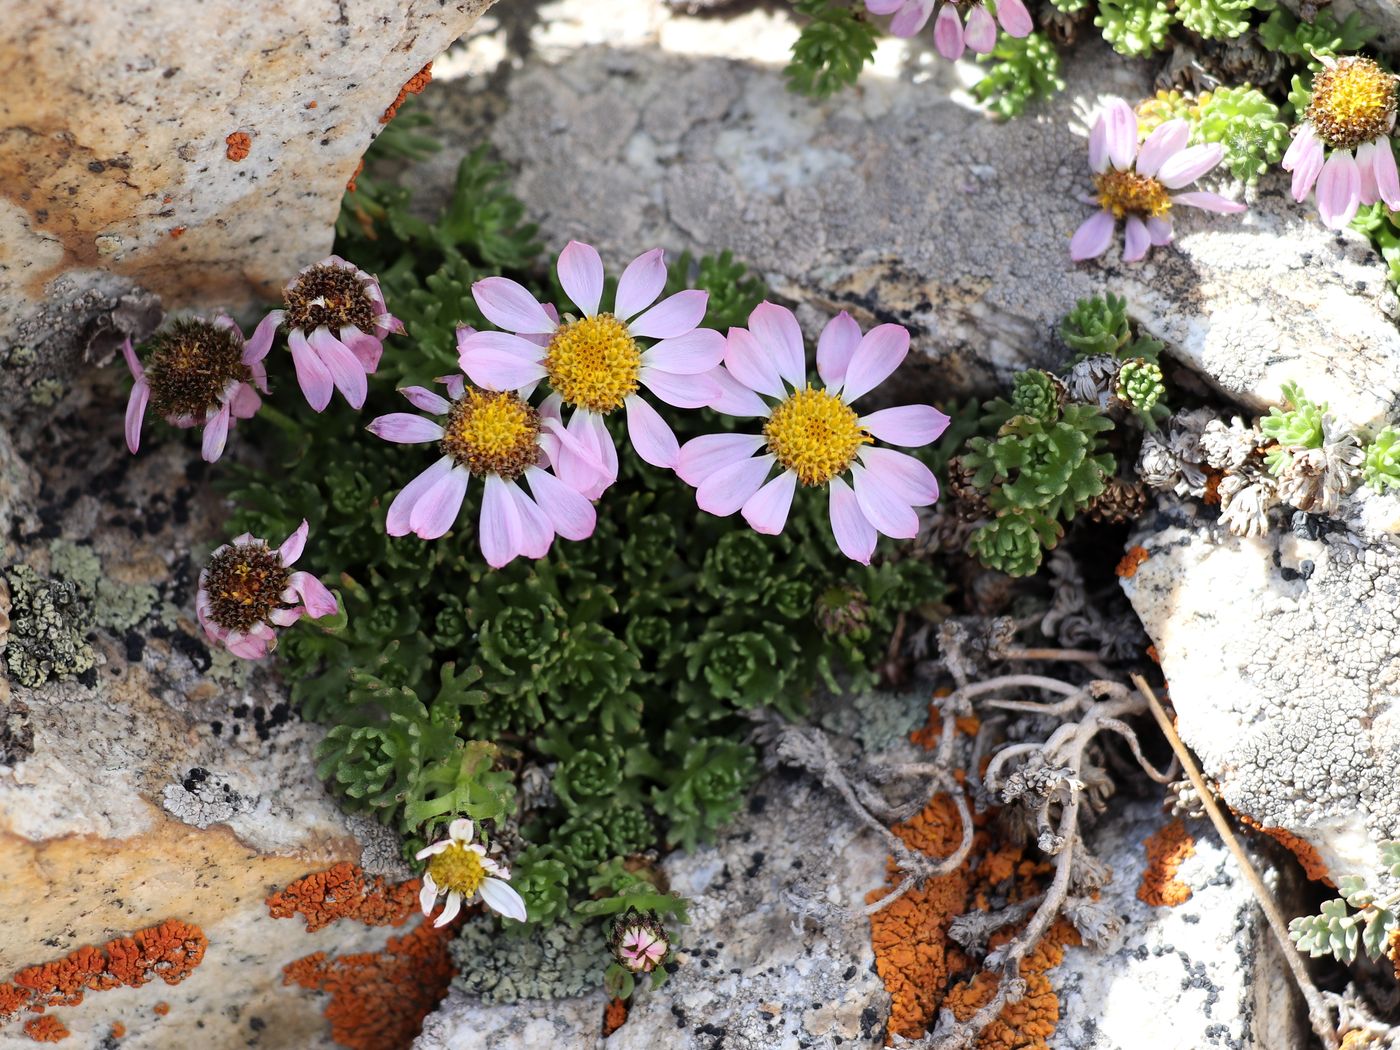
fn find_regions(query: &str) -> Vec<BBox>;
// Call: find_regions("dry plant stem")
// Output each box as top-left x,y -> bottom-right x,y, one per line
1131,674 -> 1340,1050
1000,646 -> 1103,664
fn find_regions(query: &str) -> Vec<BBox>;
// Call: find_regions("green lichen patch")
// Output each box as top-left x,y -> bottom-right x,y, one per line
450,917 -> 607,1003
48,540 -> 158,634
3,565 -> 95,687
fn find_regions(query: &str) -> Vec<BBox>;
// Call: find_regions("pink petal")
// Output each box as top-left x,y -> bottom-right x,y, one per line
696,453 -> 775,517
1122,215 -> 1150,263
860,447 -> 939,505
1135,119 -> 1190,179
279,519 -> 310,565
741,470 -> 797,535
230,382 -> 261,419
1156,144 -> 1223,189
308,328 -> 367,410
860,404 -> 950,446
865,0 -> 905,13
995,0 -> 1032,36
829,477 -> 877,564
120,336 -> 144,381
706,365 -> 771,417
125,378 -> 149,454
853,464 -> 919,538
1146,215 -> 1174,245
748,302 -> 807,388
480,474 -> 523,568
243,311 -> 281,364
340,327 -> 383,373
1102,98 -> 1138,172
367,412 -> 445,444
932,4 -> 965,58
459,346 -> 548,392
1070,210 -> 1115,262
677,432 -> 767,487
639,366 -> 722,409
841,324 -> 910,404
964,4 -> 997,53
625,394 -> 680,468
1375,137 -> 1400,210
386,456 -> 454,536
442,373 -> 467,400
400,386 -> 451,414
289,328 -> 334,412
1285,128 -> 1326,203
290,571 -> 338,619
641,327 -> 726,375
817,311 -> 862,388
1169,191 -> 1245,214
508,481 -> 555,559
524,466 -> 596,541
890,0 -> 934,35
723,327 -> 785,400
472,277 -> 556,335
615,248 -> 667,321
557,240 -> 605,318
1357,141 -> 1381,205
409,465 -> 470,540
1089,112 -> 1110,175
201,403 -> 231,463
1317,149 -> 1362,229
628,289 -> 708,339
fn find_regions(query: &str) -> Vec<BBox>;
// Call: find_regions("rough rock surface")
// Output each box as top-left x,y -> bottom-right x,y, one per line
0,0 -> 495,406
423,0 -> 1400,427
0,376 -> 408,1049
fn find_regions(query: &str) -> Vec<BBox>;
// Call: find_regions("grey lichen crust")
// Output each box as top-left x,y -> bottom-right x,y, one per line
2,564 -> 95,687
451,918 -> 607,1004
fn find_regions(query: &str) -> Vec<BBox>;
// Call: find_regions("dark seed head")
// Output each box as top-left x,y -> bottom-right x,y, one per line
144,319 -> 251,423
201,541 -> 290,634
284,263 -> 377,333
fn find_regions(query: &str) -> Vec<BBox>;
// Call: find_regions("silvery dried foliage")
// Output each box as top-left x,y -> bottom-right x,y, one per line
1137,407 -> 1215,497
1275,415 -> 1362,515
1064,353 -> 1120,407
1217,466 -> 1280,537
1200,416 -> 1263,472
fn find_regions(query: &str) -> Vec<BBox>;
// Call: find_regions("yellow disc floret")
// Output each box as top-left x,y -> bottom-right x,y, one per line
1307,57 -> 1398,151
1093,170 -> 1172,219
544,314 -> 642,413
440,388 -> 542,479
426,843 -> 487,898
764,386 -> 871,487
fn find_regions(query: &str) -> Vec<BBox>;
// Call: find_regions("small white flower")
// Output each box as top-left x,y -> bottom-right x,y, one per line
416,818 -> 527,927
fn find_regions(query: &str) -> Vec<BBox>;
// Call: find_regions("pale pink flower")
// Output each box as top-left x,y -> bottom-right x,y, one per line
676,303 -> 949,565
1282,56 -> 1400,229
417,818 -> 526,927
456,242 -> 726,496
367,367 -> 598,568
254,255 -> 403,413
122,315 -> 270,463
1071,98 -> 1245,264
866,0 -> 1032,59
196,520 -> 337,660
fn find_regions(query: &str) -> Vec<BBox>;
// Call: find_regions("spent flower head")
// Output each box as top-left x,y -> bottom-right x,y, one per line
417,818 -> 526,927
865,0 -> 1033,60
608,908 -> 670,974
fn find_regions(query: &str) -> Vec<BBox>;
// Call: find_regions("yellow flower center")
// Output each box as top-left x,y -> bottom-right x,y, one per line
764,386 -> 871,487
426,843 -> 487,898
544,314 -> 641,413
1093,170 -> 1171,219
1307,57 -> 1398,151
440,388 -> 542,480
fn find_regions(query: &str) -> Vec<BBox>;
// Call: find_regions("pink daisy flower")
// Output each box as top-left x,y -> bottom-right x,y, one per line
456,241 -> 726,496
254,255 -> 403,413
366,368 -> 598,568
196,519 -> 338,660
865,0 -> 1032,59
676,303 -> 949,565
1282,56 -> 1400,229
122,315 -> 270,463
1070,98 -> 1245,264
416,818 -> 526,927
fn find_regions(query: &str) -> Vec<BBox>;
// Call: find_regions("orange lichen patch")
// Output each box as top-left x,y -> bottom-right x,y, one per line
266,863 -> 423,932
169,226 -> 186,239
1115,546 -> 1150,579
1235,814 -> 1334,886
1138,819 -> 1195,907
909,702 -> 981,751
346,159 -> 365,193
110,1023 -> 126,1039
602,996 -> 628,1036
152,1001 -> 169,1017
1203,469 -> 1224,506
225,132 -> 251,162
22,1015 -> 69,1043
306,100 -> 318,109
381,62 -> 433,124
1146,645 -> 1159,664
941,920 -> 1081,1050
283,918 -> 456,1050
0,919 -> 207,1022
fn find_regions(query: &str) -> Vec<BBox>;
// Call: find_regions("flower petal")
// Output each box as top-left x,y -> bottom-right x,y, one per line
723,326 -> 785,400
473,276 -> 556,335
625,394 -> 680,468
1357,140 -> 1381,205
399,385 -> 451,415
125,378 -> 149,454
480,878 -> 528,923
367,412 -> 445,444
639,366 -> 722,409
696,453 -> 775,517
448,818 -> 473,842
1169,190 -> 1246,214
309,328 -> 368,410
557,240 -> 605,317
964,4 -> 997,53
290,570 -> 338,618
1375,137 -> 1400,211
861,404 -> 950,446
459,346 -> 549,392
418,876 -> 438,917
931,4 -> 965,57
230,382 -> 262,419
995,0 -> 1032,36
706,366 -> 771,417
817,311 -> 862,388
615,248 -> 668,321
741,470 -> 797,535
201,403 -> 231,463
1102,98 -> 1138,171
525,466 -> 597,541
866,0 -> 905,12
629,289 -> 708,339
1122,215 -> 1150,263
677,432 -> 768,487
409,465 -> 470,540
1135,119 -> 1190,179
641,327 -> 726,375
480,473 -> 522,568
386,456 -> 454,536
829,477 -> 877,564
433,891 -> 463,928
1317,149 -> 1362,229
279,519 -> 310,565
340,327 -> 384,373
842,323 -> 910,404
1146,215 -> 1174,245
748,302 -> 807,389
853,463 -> 919,538
1156,143 -> 1223,189
859,446 -> 939,505
289,328 -> 334,412
1284,126 -> 1326,202
508,481 -> 555,560
1070,210 -> 1115,262
243,310 -> 281,364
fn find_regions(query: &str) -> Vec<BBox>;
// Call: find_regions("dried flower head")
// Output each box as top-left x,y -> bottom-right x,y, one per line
416,818 -> 526,927
607,908 -> 670,974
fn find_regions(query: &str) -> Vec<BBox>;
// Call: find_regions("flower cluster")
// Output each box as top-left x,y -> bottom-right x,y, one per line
865,0 -> 1033,61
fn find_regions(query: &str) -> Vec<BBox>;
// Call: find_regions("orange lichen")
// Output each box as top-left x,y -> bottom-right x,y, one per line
1146,645 -> 1159,664
909,698 -> 980,751
346,159 -> 365,193
1202,469 -> 1223,506
0,919 -> 207,1022
169,226 -> 186,239
1235,814 -> 1333,886
381,63 -> 433,124
110,1022 -> 126,1039
602,996 -> 628,1036
1115,546 -> 1149,579
1138,819 -> 1196,907
282,919 -> 456,1050
225,132 -> 251,162
266,863 -> 423,932
152,1001 -> 169,1017
22,1015 -> 69,1043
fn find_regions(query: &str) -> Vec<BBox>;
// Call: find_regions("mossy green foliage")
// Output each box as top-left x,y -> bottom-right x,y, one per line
226,142 -> 946,927
1116,358 -> 1165,415
973,32 -> 1066,120
786,0 -> 880,99
1176,0 -> 1256,40
1291,843 -> 1400,964
1094,0 -> 1177,56
1352,203 -> 1400,290
1364,425 -> 1400,493
1060,292 -> 1134,359
1258,6 -> 1377,68
1192,86 -> 1289,184
1259,380 -> 1325,473
3,565 -> 95,687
